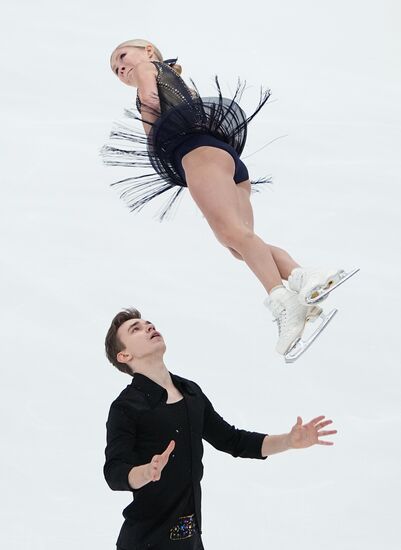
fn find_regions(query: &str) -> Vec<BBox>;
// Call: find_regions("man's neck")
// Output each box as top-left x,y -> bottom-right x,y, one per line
132,358 -> 172,389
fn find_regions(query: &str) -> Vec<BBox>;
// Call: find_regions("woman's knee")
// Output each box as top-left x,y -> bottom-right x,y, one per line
213,222 -> 254,249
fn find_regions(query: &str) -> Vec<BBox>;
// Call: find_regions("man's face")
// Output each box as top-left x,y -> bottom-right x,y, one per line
116,318 -> 166,364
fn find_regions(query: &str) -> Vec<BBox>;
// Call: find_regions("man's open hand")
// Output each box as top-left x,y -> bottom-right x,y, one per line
289,415 -> 337,449
146,440 -> 176,482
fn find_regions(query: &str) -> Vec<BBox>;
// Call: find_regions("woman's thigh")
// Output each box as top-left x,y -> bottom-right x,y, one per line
236,179 -> 254,230
181,147 -> 250,233
224,180 -> 254,258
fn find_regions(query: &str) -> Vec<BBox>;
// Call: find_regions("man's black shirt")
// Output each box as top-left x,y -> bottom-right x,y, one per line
104,372 -> 267,549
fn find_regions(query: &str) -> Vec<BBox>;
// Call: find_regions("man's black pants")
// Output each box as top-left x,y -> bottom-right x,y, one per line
117,531 -> 204,550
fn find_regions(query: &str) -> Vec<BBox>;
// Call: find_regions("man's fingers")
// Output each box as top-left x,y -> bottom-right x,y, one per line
317,439 -> 334,445
150,444 -> 175,481
152,441 -> 175,470
315,420 -> 333,430
162,440 -> 176,458
150,455 -> 163,473
308,415 -> 326,426
318,430 -> 337,437
149,462 -> 161,481
296,416 -> 303,425
150,441 -> 176,478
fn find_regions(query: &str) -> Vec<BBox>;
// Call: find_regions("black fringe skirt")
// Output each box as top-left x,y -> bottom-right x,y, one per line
102,77 -> 272,220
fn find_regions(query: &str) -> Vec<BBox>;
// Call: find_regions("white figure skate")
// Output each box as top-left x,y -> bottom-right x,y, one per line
264,286 -> 337,363
288,267 -> 360,305
284,309 -> 338,363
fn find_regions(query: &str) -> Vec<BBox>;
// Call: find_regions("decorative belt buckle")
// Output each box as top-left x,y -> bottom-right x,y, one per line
169,513 -> 196,540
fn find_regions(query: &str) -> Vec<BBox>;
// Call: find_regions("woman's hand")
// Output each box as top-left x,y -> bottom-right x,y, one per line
289,415 -> 337,449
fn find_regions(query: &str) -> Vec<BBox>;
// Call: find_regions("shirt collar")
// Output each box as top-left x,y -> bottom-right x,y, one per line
130,371 -> 195,408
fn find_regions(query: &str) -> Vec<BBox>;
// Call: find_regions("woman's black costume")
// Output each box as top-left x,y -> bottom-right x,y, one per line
102,58 -> 271,219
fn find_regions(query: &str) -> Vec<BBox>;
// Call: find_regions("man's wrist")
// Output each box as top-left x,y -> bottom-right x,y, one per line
143,463 -> 151,483
128,463 -> 151,490
284,432 -> 293,450
261,432 -> 293,456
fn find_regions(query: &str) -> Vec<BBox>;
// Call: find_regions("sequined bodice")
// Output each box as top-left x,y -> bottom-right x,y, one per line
136,61 -> 198,115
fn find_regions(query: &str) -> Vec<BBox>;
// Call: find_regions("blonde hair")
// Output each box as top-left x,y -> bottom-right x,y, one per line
111,38 -> 182,75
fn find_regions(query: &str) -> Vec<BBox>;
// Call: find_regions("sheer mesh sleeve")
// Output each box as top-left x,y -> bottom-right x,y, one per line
150,61 -> 196,114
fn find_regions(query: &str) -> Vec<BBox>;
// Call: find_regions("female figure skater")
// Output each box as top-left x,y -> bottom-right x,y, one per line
103,38 -> 358,362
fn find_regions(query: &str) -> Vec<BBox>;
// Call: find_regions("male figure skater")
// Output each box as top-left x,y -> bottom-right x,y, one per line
103,308 -> 337,550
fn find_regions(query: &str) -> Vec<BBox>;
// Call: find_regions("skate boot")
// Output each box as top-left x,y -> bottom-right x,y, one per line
288,266 -> 360,305
264,286 -> 335,362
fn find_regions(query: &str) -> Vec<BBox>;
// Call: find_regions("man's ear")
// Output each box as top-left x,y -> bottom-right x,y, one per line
117,350 -> 132,364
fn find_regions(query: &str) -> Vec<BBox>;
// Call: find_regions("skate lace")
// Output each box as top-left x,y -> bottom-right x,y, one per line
273,310 -> 286,335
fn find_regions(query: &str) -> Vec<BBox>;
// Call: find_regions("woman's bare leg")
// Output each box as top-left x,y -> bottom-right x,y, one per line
182,146 -> 293,293
230,180 -> 301,280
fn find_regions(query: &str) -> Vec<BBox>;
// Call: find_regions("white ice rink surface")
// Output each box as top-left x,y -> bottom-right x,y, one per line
1,1 -> 400,549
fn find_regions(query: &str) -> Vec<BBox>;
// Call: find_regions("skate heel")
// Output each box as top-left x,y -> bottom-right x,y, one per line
309,273 -> 340,300
322,271 -> 345,290
305,268 -> 360,304
306,305 -> 322,321
284,308 -> 338,363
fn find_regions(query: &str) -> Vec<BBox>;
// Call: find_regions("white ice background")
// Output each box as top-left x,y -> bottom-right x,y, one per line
1,1 -> 400,549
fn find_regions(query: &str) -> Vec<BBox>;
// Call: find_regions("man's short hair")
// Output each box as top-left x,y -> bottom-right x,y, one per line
105,307 -> 141,375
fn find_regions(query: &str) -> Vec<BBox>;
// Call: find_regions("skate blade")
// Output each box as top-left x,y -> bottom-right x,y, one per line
284,308 -> 338,363
305,268 -> 360,304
